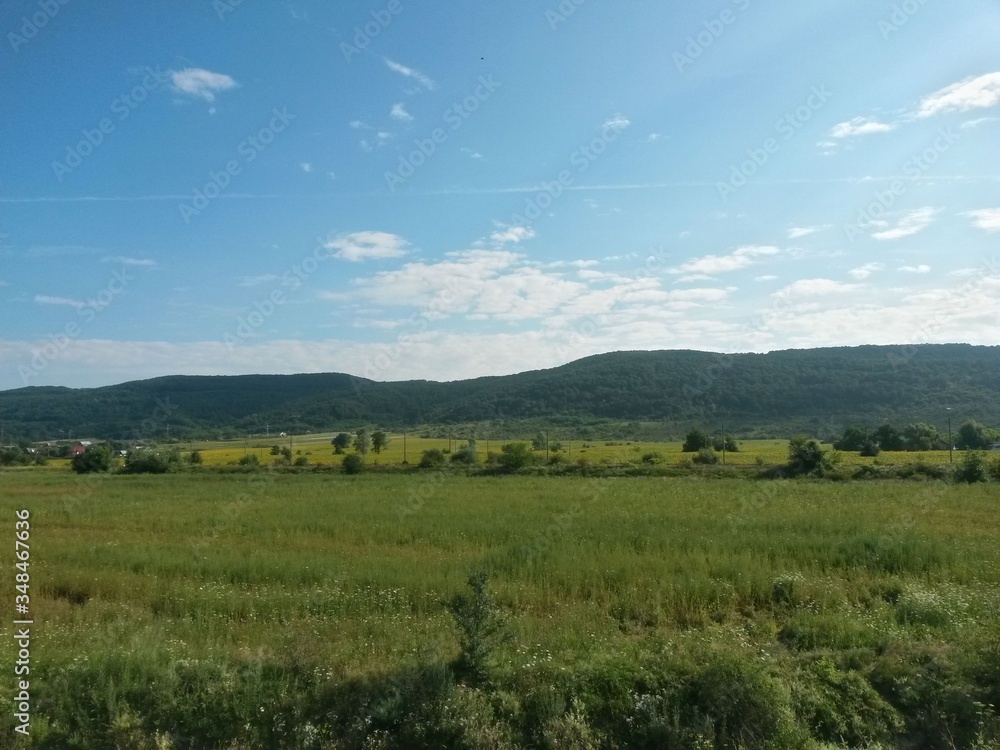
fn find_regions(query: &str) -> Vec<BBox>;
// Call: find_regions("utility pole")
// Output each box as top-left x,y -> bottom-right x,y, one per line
947,408 -> 953,464
722,419 -> 726,465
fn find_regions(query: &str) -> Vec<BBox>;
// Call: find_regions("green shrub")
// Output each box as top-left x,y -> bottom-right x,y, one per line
499,443 -> 534,472
342,453 -> 364,474
236,454 -> 260,467
693,447 -> 718,465
71,445 -> 113,474
125,448 -> 182,474
419,449 -> 446,468
641,452 -> 665,465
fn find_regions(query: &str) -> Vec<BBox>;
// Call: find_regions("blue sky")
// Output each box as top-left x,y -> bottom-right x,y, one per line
1,0 -> 999,390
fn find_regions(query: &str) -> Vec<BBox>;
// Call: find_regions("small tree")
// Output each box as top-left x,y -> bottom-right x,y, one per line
342,453 -> 364,474
834,425 -> 869,452
270,444 -> 282,456
188,450 -> 203,465
71,445 -> 113,474
448,572 -> 511,686
238,454 -> 261,467
859,439 -> 881,457
712,435 -> 738,452
331,433 -> 351,454
955,451 -> 989,483
352,429 -> 369,458
371,430 -> 389,455
499,442 -> 533,471
956,420 -> 989,450
531,432 -> 548,451
872,424 -> 904,452
682,429 -> 711,453
786,436 -> 831,477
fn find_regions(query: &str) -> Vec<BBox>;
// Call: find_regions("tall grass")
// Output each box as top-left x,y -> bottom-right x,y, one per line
1,472 -> 998,747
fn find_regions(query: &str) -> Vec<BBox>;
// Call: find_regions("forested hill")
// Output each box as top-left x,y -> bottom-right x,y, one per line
1,344 -> 998,440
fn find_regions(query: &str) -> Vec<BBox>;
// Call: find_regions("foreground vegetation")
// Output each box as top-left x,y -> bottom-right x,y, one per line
2,472 -> 999,748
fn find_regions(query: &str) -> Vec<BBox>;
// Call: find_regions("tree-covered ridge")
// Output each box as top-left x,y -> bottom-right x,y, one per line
1,344 -> 998,440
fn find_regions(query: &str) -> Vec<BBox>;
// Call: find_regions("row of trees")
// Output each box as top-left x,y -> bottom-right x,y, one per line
834,420 -> 998,454
331,429 -> 389,457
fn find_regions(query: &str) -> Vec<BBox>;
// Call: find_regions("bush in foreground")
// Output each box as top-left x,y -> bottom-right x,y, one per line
342,453 -> 364,474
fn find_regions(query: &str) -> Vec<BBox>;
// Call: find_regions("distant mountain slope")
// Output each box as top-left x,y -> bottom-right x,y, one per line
1,345 -> 998,440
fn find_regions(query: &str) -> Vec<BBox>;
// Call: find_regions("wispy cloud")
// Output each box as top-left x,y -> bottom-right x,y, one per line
899,264 -> 931,273
384,58 -> 436,90
829,117 -> 895,138
169,68 -> 238,102
671,245 -> 779,276
849,262 -> 884,280
787,225 -> 832,239
872,207 -> 937,241
964,208 -> 1000,232
324,231 -> 409,262
917,72 -> 1000,118
101,256 -> 157,267
35,295 -> 85,309
238,274 -> 280,287
390,103 -> 413,122
300,162 -> 313,173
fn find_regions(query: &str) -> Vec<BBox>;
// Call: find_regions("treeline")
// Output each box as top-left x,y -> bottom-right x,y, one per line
833,419 -> 998,455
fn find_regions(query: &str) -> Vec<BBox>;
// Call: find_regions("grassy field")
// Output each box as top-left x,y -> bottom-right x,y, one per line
2,471 -> 999,748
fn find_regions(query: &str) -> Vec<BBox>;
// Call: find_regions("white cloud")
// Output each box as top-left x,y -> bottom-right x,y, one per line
672,245 -> 779,276
603,114 -> 631,130
35,295 -> 85,309
964,208 -> 1000,233
917,72 -> 1000,118
871,207 -> 937,241
647,133 -> 663,142
324,231 -> 409,262
754,275 -> 778,282
849,263 -> 884,280
101,256 -> 157,267
300,162 -> 313,173
899,264 -> 931,274
384,58 -> 436,90
787,225 -> 832,239
774,278 -> 861,299
460,147 -> 483,159
169,68 -> 238,102
390,103 -> 413,122
490,225 -> 535,246
829,117 -> 895,138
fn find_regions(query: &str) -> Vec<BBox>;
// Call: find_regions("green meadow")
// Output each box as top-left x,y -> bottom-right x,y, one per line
2,471 -> 999,748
